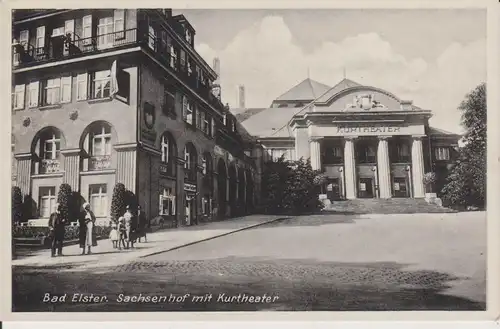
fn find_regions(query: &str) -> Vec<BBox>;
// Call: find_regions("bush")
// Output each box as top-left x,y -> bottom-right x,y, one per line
57,183 -> 72,220
12,186 -> 23,224
111,183 -> 127,221
13,225 -> 112,241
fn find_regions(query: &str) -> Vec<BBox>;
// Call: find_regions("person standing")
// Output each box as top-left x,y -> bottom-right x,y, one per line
49,203 -> 67,257
80,202 -> 97,255
137,205 -> 147,243
124,206 -> 135,249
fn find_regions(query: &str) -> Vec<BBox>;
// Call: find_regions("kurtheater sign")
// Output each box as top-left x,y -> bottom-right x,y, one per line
336,126 -> 401,134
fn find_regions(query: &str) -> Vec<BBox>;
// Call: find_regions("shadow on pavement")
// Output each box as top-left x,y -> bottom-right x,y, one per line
12,257 -> 485,312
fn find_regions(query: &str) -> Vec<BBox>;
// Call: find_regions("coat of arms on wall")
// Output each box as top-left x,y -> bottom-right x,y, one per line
346,94 -> 387,111
143,102 -> 156,130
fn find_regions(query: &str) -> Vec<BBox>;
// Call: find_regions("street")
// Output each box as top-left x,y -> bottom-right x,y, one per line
13,212 -> 486,311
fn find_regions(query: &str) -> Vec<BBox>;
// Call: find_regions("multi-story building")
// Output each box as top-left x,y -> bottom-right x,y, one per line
11,9 -> 257,225
234,78 -> 461,201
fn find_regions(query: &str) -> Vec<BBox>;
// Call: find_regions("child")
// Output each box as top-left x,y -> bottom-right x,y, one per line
109,223 -> 118,249
118,217 -> 127,250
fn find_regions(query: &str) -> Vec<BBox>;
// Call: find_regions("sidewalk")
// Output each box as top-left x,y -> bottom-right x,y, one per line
12,214 -> 287,269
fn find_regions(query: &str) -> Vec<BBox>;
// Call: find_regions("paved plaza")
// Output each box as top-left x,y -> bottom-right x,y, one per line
12,212 -> 486,311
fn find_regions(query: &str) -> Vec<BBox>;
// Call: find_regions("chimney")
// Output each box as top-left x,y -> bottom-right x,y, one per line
237,85 -> 246,108
213,57 -> 221,84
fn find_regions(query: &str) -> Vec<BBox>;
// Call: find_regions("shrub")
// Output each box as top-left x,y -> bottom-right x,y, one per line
57,183 -> 72,220
111,183 -> 127,221
12,186 -> 23,224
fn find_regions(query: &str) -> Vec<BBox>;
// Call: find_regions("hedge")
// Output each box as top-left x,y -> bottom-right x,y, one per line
13,225 -> 112,241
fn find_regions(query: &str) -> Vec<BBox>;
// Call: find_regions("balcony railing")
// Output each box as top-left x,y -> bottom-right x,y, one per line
40,159 -> 61,174
89,155 -> 111,171
12,29 -> 138,68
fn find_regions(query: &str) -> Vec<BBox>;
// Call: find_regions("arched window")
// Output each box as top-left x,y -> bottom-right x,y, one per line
82,122 -> 113,171
33,127 -> 63,174
184,143 -> 197,182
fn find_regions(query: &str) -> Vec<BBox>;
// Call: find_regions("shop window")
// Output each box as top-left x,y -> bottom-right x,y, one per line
89,184 -> 108,217
159,188 -> 176,216
39,186 -> 56,218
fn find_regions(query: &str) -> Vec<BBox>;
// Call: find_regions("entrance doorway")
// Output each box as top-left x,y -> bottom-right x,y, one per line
392,177 -> 410,198
358,178 -> 375,198
326,178 -> 342,200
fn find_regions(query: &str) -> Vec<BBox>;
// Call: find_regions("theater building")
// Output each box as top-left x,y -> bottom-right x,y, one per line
235,78 -> 460,200
11,9 -> 256,225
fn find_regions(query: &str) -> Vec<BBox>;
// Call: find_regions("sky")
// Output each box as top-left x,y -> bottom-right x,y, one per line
176,9 -> 486,134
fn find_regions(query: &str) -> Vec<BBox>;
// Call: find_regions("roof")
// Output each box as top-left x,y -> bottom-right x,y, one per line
428,127 -> 462,138
240,107 -> 302,138
274,78 -> 332,102
315,78 -> 362,103
231,108 -> 267,122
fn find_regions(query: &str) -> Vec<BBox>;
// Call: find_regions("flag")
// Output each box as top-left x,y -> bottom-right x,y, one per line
110,60 -> 119,97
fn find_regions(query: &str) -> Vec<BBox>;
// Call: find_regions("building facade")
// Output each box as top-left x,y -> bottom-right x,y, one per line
235,78 -> 460,201
11,9 -> 257,225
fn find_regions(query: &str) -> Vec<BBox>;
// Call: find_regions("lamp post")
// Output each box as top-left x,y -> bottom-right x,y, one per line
405,165 -> 412,198
371,166 -> 378,198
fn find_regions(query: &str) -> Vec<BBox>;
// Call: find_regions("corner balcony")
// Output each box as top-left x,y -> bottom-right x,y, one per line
12,29 -> 139,69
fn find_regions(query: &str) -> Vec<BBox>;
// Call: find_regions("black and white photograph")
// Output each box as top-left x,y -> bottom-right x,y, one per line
8,3 -> 491,315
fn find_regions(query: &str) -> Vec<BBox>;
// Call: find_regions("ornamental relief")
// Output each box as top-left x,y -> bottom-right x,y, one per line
345,94 -> 388,111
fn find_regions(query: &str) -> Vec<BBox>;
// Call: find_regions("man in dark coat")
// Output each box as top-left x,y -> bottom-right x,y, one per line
49,203 -> 67,257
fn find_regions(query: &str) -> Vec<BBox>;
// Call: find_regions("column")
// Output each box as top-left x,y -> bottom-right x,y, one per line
62,149 -> 81,191
377,137 -> 392,198
344,136 -> 357,199
411,135 -> 425,198
309,137 -> 322,171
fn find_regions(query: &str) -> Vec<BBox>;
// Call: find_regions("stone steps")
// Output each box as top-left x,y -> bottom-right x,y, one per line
324,198 -> 455,214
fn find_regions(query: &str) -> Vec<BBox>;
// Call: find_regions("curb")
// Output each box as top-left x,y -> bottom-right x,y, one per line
138,216 -> 289,259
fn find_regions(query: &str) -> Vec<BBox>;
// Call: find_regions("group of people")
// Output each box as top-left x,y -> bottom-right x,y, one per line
108,205 -> 148,250
48,203 -> 148,257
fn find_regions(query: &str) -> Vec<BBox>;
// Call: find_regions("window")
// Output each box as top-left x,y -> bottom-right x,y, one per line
159,188 -> 176,216
183,96 -> 193,125
39,187 -> 56,218
324,146 -> 343,164
396,143 -> 410,162
89,184 -> 108,217
210,117 -> 215,137
196,107 -> 202,129
184,147 -> 191,170
435,147 -> 450,161
179,49 -> 186,71
185,29 -> 192,43
187,60 -> 193,76
93,70 -> 111,99
90,125 -> 112,156
148,25 -> 156,50
202,113 -> 210,135
13,84 -> 25,110
202,195 -> 211,215
202,156 -> 207,175
169,45 -> 177,70
61,76 -> 72,103
52,27 -> 65,37
114,9 -> 125,35
161,135 -> 170,163
19,30 -> 29,48
28,81 -> 39,108
77,73 -> 88,100
163,85 -> 175,116
97,17 -> 114,49
222,113 -> 227,126
42,132 -> 60,160
82,15 -> 92,40
43,78 -> 61,105
64,20 -> 75,39
232,119 -> 237,132
36,26 -> 45,49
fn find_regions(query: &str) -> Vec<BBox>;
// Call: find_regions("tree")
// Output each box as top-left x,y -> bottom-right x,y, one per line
12,186 -> 23,224
261,156 -> 323,214
441,83 -> 486,208
111,183 -> 127,221
57,183 -> 72,220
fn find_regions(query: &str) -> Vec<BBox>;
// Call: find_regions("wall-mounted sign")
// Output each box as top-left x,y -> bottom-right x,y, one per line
360,183 -> 366,191
144,102 -> 156,129
159,163 -> 171,176
337,126 -> 401,134
184,183 -> 197,193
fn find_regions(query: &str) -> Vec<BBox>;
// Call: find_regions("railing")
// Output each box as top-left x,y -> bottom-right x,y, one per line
12,29 -> 138,68
89,155 -> 111,171
40,159 -> 60,174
